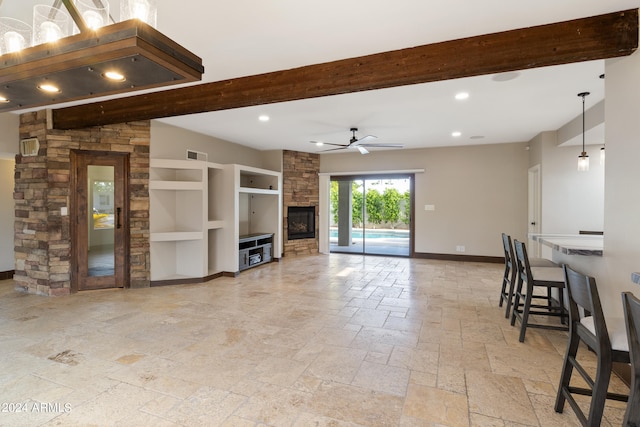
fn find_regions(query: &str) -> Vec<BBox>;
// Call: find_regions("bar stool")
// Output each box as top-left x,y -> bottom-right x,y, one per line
555,266 -> 629,426
622,292 -> 640,426
499,233 -> 556,319
510,239 -> 568,342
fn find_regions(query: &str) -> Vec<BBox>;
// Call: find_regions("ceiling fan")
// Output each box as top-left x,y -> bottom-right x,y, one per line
311,127 -> 403,154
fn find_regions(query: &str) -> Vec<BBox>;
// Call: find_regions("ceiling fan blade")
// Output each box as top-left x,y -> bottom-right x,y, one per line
357,146 -> 369,155
354,135 -> 377,145
358,143 -> 404,148
320,147 -> 348,152
310,141 -> 348,147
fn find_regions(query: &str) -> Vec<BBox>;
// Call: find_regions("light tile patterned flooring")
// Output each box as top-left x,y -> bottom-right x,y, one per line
0,254 -> 629,426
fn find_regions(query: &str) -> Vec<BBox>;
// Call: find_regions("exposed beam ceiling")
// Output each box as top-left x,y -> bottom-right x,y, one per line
51,9 -> 638,130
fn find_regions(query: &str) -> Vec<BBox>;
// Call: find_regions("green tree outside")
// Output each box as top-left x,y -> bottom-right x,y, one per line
382,187 -> 401,228
352,181 -> 363,227
400,190 -> 411,225
365,189 -> 383,227
330,181 -> 339,224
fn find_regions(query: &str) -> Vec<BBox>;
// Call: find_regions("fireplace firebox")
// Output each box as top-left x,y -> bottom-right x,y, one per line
287,206 -> 315,240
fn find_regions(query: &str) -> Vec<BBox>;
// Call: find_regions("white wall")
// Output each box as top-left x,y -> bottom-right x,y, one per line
151,121 -> 267,168
320,142 -> 529,257
538,133 -> 605,234
552,49 -> 640,317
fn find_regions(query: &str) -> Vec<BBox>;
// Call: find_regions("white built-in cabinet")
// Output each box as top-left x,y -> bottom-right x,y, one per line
150,159 -> 282,283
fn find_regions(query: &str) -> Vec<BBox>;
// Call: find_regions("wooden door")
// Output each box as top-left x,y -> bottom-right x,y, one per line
70,151 -> 129,291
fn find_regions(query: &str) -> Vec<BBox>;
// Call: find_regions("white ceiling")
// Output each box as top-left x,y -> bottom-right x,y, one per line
3,0 -> 639,153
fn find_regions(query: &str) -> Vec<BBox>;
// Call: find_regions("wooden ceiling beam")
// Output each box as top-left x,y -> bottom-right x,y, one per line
52,9 -> 638,129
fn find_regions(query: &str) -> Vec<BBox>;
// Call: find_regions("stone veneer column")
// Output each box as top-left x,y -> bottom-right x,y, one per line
13,110 -> 150,296
282,150 -> 320,256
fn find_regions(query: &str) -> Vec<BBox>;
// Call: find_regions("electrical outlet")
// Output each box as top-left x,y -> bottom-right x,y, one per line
456,245 -> 465,252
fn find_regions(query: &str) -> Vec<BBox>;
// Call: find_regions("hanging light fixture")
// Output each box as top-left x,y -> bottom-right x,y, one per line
598,73 -> 605,166
0,0 -> 203,113
577,92 -> 590,172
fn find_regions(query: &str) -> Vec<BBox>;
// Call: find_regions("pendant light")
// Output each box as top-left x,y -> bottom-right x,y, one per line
598,73 -> 605,166
577,92 -> 590,172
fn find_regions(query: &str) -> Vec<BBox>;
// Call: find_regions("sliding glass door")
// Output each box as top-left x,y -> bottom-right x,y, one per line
330,175 -> 412,256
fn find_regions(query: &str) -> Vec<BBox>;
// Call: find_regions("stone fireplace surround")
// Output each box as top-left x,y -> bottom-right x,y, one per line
282,150 -> 320,257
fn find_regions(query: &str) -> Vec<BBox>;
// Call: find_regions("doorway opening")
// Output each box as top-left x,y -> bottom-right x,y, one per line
330,175 -> 413,256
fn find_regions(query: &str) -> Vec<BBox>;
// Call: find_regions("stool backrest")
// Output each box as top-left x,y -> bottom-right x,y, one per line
623,292 -> 640,356
622,291 -> 640,426
502,233 -> 515,277
513,239 -> 531,286
563,265 -> 609,351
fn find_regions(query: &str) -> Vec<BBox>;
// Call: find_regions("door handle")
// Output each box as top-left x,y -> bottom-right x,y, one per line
530,222 -> 536,225
116,207 -> 122,229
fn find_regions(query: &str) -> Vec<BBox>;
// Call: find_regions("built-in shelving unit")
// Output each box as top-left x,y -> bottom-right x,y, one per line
150,159 -> 282,283
149,159 -> 207,282
222,164 -> 282,273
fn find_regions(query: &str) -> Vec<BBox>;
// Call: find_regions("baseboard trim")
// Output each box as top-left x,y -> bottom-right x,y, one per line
414,252 -> 504,264
0,270 -> 14,280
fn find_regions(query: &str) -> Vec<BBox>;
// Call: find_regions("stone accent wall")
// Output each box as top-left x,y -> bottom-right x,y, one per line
13,110 -> 150,296
282,150 -> 319,256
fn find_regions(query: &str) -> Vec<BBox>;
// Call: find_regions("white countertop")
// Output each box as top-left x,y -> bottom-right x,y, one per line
530,234 -> 603,256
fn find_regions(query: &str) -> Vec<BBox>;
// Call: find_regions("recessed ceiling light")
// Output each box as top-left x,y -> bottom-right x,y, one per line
0,96 -> 9,103
455,92 -> 469,100
258,115 -> 270,122
103,71 -> 126,82
315,141 -> 324,147
38,84 -> 60,93
451,131 -> 462,137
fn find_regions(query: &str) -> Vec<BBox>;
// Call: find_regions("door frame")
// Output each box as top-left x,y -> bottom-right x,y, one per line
329,173 -> 415,257
70,150 -> 130,292
528,164 -> 542,257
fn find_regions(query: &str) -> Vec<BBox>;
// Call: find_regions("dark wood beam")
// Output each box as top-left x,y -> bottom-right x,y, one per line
52,9 -> 638,129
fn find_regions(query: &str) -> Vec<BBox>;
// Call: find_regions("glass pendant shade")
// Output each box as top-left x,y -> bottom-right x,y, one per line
121,0 -> 157,27
577,152 -> 590,171
32,5 -> 71,46
0,18 -> 32,54
74,0 -> 110,31
577,92 -> 590,172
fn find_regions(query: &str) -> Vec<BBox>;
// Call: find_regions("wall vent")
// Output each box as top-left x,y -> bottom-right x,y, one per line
20,138 -> 40,156
186,149 -> 207,161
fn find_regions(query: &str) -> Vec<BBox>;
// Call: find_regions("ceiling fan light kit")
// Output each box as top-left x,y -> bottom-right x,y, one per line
310,127 -> 403,154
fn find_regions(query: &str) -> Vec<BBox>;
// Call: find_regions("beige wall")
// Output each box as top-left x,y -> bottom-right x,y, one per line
320,142 -> 529,257
151,121 -> 267,168
552,50 -> 640,317
535,133 -> 605,234
0,113 -> 18,159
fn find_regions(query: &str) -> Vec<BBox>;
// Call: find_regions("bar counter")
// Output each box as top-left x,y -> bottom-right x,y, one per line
531,234 -> 603,256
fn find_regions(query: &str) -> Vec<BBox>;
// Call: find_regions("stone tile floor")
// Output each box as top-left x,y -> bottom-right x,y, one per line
0,254 -> 630,426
